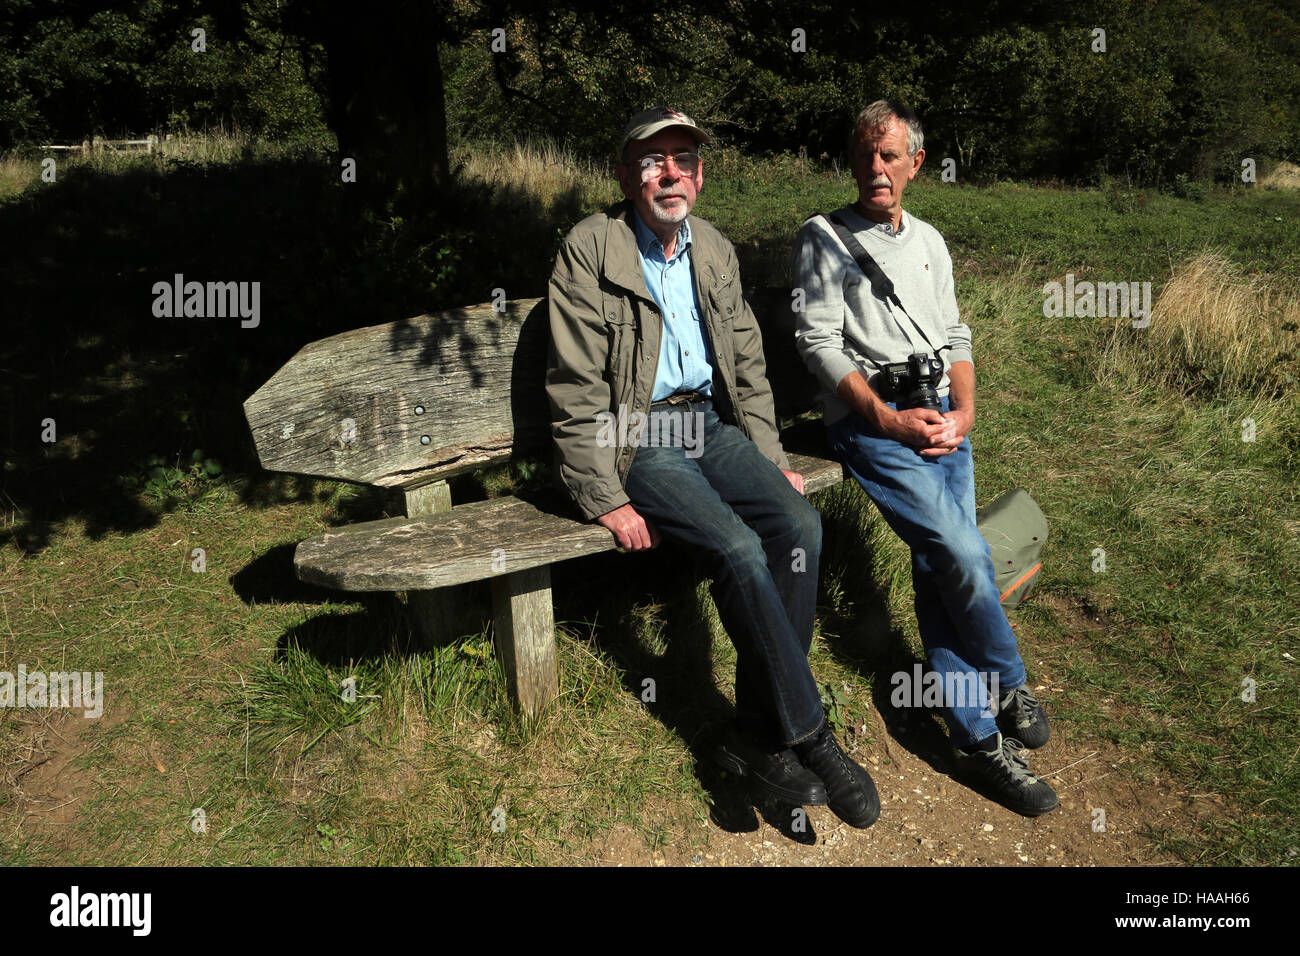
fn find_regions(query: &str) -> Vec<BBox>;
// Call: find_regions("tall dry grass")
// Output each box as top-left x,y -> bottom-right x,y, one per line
1098,251 -> 1300,400
452,139 -> 619,210
1259,160 -> 1300,190
0,154 -> 41,199
1,129 -> 309,201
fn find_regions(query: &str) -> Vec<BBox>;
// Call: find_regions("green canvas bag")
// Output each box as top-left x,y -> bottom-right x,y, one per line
977,489 -> 1048,610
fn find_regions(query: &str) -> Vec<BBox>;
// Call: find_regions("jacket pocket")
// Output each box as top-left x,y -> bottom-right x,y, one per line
601,293 -> 637,404
707,270 -> 740,323
706,273 -> 745,376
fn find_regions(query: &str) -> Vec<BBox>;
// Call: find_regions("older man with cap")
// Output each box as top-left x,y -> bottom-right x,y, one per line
545,106 -> 879,829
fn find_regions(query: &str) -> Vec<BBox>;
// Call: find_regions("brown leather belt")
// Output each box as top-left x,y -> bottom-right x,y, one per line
650,390 -> 708,406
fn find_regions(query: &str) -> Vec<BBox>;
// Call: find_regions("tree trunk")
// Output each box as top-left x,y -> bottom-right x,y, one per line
312,0 -> 450,203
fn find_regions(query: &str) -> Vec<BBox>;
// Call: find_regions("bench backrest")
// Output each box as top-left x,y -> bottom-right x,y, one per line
243,288 -> 817,490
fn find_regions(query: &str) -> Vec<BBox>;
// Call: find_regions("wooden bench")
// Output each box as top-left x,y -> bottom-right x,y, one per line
242,288 -> 847,717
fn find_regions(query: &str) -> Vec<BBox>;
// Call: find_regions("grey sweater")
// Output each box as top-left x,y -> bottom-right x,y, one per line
791,204 -> 973,425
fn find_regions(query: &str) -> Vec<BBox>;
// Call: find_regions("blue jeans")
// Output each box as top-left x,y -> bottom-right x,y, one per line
623,399 -> 825,748
828,396 -> 1027,747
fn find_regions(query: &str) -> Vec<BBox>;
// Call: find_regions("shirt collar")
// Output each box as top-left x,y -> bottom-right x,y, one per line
632,209 -> 691,260
846,204 -> 908,236
879,212 -> 906,236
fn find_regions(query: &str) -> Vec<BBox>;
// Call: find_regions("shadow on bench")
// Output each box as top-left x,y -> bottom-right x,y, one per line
243,289 -> 846,717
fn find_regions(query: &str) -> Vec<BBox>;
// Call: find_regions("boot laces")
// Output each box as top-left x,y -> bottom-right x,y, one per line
996,737 -> 1038,785
1003,685 -> 1041,727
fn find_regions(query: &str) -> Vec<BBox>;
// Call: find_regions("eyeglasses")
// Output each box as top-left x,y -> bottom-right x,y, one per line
630,151 -> 700,177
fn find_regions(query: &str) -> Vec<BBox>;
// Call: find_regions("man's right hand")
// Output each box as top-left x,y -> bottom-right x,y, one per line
880,406 -> 958,455
596,503 -> 661,551
837,369 -> 957,455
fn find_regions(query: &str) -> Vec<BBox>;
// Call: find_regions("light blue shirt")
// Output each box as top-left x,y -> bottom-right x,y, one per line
632,211 -> 715,401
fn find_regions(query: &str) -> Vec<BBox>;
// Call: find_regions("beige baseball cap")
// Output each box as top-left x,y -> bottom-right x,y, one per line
618,107 -> 711,157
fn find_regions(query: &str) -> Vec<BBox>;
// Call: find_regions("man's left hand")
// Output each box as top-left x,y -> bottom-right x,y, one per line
782,469 -> 806,495
919,406 -> 974,457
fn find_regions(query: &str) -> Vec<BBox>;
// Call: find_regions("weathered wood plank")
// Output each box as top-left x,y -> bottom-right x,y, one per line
243,297 -> 551,489
292,446 -> 846,591
779,419 -> 849,494
242,289 -> 820,490
405,480 -> 452,515
790,449 -> 848,495
294,495 -> 613,591
492,567 -> 558,718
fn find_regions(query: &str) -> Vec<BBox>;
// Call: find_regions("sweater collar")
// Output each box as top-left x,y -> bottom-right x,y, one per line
842,203 -> 909,237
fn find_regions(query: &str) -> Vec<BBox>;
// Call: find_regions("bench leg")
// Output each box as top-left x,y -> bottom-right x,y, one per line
491,566 -> 559,718
405,480 -> 458,645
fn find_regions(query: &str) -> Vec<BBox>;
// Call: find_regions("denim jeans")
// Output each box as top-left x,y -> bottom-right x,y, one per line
623,398 -> 825,748
827,396 -> 1027,747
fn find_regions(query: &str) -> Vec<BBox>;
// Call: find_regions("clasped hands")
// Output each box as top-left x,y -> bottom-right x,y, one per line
883,405 -> 973,457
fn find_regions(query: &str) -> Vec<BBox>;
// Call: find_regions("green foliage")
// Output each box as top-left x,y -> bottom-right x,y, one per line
819,681 -> 851,736
441,0 -> 1300,186
1171,173 -> 1208,202
3,0 -> 1297,182
123,448 -> 224,506
0,0 -> 331,148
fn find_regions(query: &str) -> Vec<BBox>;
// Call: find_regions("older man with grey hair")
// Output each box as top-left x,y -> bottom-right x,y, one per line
791,99 -> 1057,817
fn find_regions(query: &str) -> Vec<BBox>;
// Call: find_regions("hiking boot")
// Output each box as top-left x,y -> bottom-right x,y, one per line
714,725 -> 828,806
996,684 -> 1050,749
795,725 -> 880,828
954,733 -> 1059,817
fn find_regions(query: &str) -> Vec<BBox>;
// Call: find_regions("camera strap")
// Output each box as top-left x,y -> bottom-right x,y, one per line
820,212 -> 939,354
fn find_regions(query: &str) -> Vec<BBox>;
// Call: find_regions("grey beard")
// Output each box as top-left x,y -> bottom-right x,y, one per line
650,200 -> 689,225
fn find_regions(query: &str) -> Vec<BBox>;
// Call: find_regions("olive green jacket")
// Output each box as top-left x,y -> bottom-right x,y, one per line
546,200 -> 790,521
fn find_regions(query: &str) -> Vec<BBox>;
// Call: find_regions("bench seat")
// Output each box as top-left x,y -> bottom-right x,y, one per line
293,444 -> 847,591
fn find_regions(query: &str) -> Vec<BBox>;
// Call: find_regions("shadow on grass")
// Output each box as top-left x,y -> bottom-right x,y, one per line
228,439 -> 960,842
0,151 -> 593,556
550,545 -> 763,835
812,480 -> 959,776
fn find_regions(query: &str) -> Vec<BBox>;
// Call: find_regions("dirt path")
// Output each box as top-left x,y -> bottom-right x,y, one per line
4,679 -> 1193,867
590,701 -> 1190,867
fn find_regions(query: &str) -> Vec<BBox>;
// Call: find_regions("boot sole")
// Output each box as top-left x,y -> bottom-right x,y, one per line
953,766 -> 1060,817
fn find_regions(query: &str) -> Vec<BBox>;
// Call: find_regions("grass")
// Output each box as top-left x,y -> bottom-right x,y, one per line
1260,160 -> 1300,190
1098,251 -> 1300,399
953,258 -> 1300,865
0,128 -> 322,202
452,138 -> 619,214
2,135 -> 1299,866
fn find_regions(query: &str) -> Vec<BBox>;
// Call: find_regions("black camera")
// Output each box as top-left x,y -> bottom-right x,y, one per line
881,352 -> 945,411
